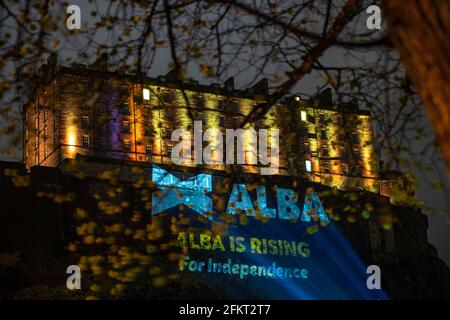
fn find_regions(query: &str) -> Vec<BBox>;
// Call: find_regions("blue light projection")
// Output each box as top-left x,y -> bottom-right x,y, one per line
301,192 -> 330,223
226,184 -> 255,216
150,166 -> 389,300
276,188 -> 300,220
151,167 -> 213,219
257,187 -> 276,218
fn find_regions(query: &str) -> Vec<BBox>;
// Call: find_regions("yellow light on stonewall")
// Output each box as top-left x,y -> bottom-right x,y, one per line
143,88 -> 150,100
68,131 -> 76,154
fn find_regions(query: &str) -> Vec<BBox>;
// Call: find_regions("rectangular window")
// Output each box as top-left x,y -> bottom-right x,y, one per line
145,144 -> 152,154
124,139 -> 131,151
35,154 -> 38,165
53,117 -> 58,131
35,136 -> 38,148
319,114 -> 325,124
343,163 -> 349,175
195,96 -> 203,108
35,118 -> 39,130
98,137 -> 106,150
300,111 -> 307,122
219,115 -> 225,127
320,130 -> 327,140
99,122 -> 106,133
144,126 -> 151,137
83,135 -> 90,148
122,120 -> 130,133
352,132 -> 359,145
166,108 -> 174,119
44,126 -> 48,137
166,144 -> 172,157
44,145 -> 48,158
122,103 -> 130,114
218,100 -> 225,111
322,147 -> 329,157
54,135 -> 58,148
44,110 -> 47,122
305,160 -> 312,172
143,88 -> 150,100
82,116 -> 89,129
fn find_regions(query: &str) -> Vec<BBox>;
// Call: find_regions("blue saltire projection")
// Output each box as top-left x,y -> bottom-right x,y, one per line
152,167 -> 213,219
151,166 -> 388,300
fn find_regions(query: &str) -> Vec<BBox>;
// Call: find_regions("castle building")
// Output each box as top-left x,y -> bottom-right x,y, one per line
10,53 -> 450,299
23,53 -> 378,192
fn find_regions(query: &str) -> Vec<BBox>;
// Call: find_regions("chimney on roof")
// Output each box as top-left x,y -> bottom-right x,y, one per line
165,68 -> 179,82
312,88 -> 332,106
224,77 -> 234,90
249,78 -> 268,95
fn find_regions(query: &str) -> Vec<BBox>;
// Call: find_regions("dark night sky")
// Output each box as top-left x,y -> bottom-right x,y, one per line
0,0 -> 449,266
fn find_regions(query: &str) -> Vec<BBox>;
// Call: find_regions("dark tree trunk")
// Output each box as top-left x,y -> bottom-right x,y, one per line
382,1 -> 450,176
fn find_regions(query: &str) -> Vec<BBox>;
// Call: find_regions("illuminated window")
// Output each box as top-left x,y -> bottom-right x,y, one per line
44,126 -> 48,137
305,160 -> 312,172
35,118 -> 38,130
35,154 -> 38,165
143,88 -> 150,100
35,137 -> 38,148
44,110 -> 47,122
124,139 -> 131,151
82,116 -> 89,129
44,145 -> 47,158
343,163 -> 349,175
146,144 -> 152,154
82,135 -> 90,148
300,110 -> 307,121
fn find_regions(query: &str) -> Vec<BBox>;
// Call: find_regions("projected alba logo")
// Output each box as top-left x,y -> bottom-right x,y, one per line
149,166 -> 389,300
151,166 -> 329,223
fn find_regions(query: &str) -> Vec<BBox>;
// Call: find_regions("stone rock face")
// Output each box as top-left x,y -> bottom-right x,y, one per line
0,160 -> 449,299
